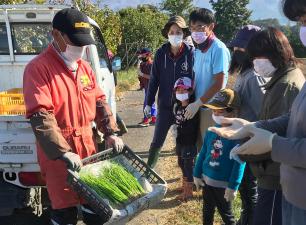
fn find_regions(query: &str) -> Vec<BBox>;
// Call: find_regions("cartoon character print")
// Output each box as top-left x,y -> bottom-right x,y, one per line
175,105 -> 186,126
209,139 -> 223,167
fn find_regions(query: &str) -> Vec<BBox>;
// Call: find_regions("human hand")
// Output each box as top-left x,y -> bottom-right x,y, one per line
193,177 -> 205,191
106,135 -> 124,153
224,188 -> 237,202
138,68 -> 143,77
185,99 -> 203,120
59,152 -> 82,172
208,117 -> 254,139
230,125 -> 275,156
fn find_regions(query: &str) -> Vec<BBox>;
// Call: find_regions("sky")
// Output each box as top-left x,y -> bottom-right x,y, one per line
100,0 -> 289,24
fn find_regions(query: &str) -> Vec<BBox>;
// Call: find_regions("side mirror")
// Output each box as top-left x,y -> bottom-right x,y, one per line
112,57 -> 121,71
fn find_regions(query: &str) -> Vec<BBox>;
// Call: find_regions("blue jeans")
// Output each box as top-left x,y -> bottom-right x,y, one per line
282,195 -> 306,225
252,188 -> 282,225
144,87 -> 156,119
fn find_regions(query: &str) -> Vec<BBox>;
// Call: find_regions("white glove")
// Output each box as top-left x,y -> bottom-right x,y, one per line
193,177 -> 205,191
138,68 -> 143,77
208,117 -> 253,139
144,105 -> 151,118
106,135 -> 124,152
107,209 -> 124,223
185,99 -> 203,120
230,125 -> 276,156
224,188 -> 237,202
60,152 -> 82,172
229,145 -> 245,164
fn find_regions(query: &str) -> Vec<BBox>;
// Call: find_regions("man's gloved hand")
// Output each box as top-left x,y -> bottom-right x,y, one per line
224,188 -> 237,202
208,117 -> 253,139
185,99 -> 203,120
106,135 -> 124,153
193,177 -> 205,191
230,125 -> 276,156
59,152 -> 82,172
144,105 -> 151,118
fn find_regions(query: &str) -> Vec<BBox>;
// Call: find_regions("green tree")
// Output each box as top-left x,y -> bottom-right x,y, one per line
160,0 -> 194,18
252,18 -> 281,29
210,0 -> 251,42
77,1 -> 122,54
282,25 -> 306,58
118,5 -> 168,67
0,0 -> 23,3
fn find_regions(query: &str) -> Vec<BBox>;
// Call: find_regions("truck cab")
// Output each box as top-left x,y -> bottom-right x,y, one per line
0,3 -> 119,216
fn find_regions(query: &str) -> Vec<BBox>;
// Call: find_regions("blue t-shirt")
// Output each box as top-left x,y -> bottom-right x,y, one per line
193,38 -> 231,100
193,128 -> 246,190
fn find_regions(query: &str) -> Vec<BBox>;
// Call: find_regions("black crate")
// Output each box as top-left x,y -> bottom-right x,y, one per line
67,145 -> 166,221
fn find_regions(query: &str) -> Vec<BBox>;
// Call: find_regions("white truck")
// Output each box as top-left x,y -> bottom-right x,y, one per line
0,3 -> 121,216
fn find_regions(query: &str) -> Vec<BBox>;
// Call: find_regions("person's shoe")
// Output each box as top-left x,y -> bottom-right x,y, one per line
177,181 -> 194,202
150,116 -> 156,125
175,177 -> 187,192
138,118 -> 150,127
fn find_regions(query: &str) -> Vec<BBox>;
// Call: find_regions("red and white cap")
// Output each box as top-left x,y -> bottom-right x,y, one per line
174,77 -> 193,90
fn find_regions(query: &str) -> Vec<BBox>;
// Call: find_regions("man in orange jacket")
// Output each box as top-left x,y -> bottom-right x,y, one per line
23,8 -> 124,225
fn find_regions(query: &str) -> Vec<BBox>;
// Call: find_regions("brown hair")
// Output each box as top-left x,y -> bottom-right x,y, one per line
247,27 -> 296,69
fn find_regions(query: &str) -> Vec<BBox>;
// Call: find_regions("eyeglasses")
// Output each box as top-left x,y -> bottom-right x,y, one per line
189,25 -> 208,32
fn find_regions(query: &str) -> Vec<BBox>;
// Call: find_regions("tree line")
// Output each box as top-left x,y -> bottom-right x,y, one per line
1,0 -> 305,64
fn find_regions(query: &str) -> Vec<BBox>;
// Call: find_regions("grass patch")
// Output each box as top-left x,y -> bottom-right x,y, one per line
116,67 -> 138,93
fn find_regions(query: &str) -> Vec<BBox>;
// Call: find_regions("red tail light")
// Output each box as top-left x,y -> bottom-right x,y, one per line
18,172 -> 46,186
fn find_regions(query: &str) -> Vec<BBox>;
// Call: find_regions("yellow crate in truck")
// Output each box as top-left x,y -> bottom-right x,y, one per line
0,88 -> 25,115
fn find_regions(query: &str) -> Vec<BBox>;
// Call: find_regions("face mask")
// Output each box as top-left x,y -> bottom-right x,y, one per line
191,32 -> 208,44
176,93 -> 189,101
299,26 -> 306,47
62,45 -> 85,70
212,114 -> 225,125
55,33 -> 85,70
168,35 -> 183,47
253,59 -> 277,78
233,50 -> 247,65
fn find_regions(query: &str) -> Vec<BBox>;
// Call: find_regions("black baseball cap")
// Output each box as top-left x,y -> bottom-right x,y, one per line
52,8 -> 95,46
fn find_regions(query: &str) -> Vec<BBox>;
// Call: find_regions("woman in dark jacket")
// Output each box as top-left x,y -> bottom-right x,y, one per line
144,16 -> 194,168
241,27 -> 305,225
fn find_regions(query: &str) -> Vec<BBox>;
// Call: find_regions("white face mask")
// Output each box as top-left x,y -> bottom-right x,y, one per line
176,93 -> 189,101
168,34 -> 183,47
191,32 -> 208,44
62,45 -> 85,70
55,33 -> 85,71
212,114 -> 225,125
253,59 -> 277,78
299,26 -> 306,47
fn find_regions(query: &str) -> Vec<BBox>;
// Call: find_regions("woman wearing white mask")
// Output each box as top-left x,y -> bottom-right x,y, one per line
234,27 -> 304,225
145,16 -> 194,168
209,1 -> 306,224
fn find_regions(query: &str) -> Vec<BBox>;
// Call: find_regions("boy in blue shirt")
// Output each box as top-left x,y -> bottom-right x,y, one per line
193,89 -> 245,225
